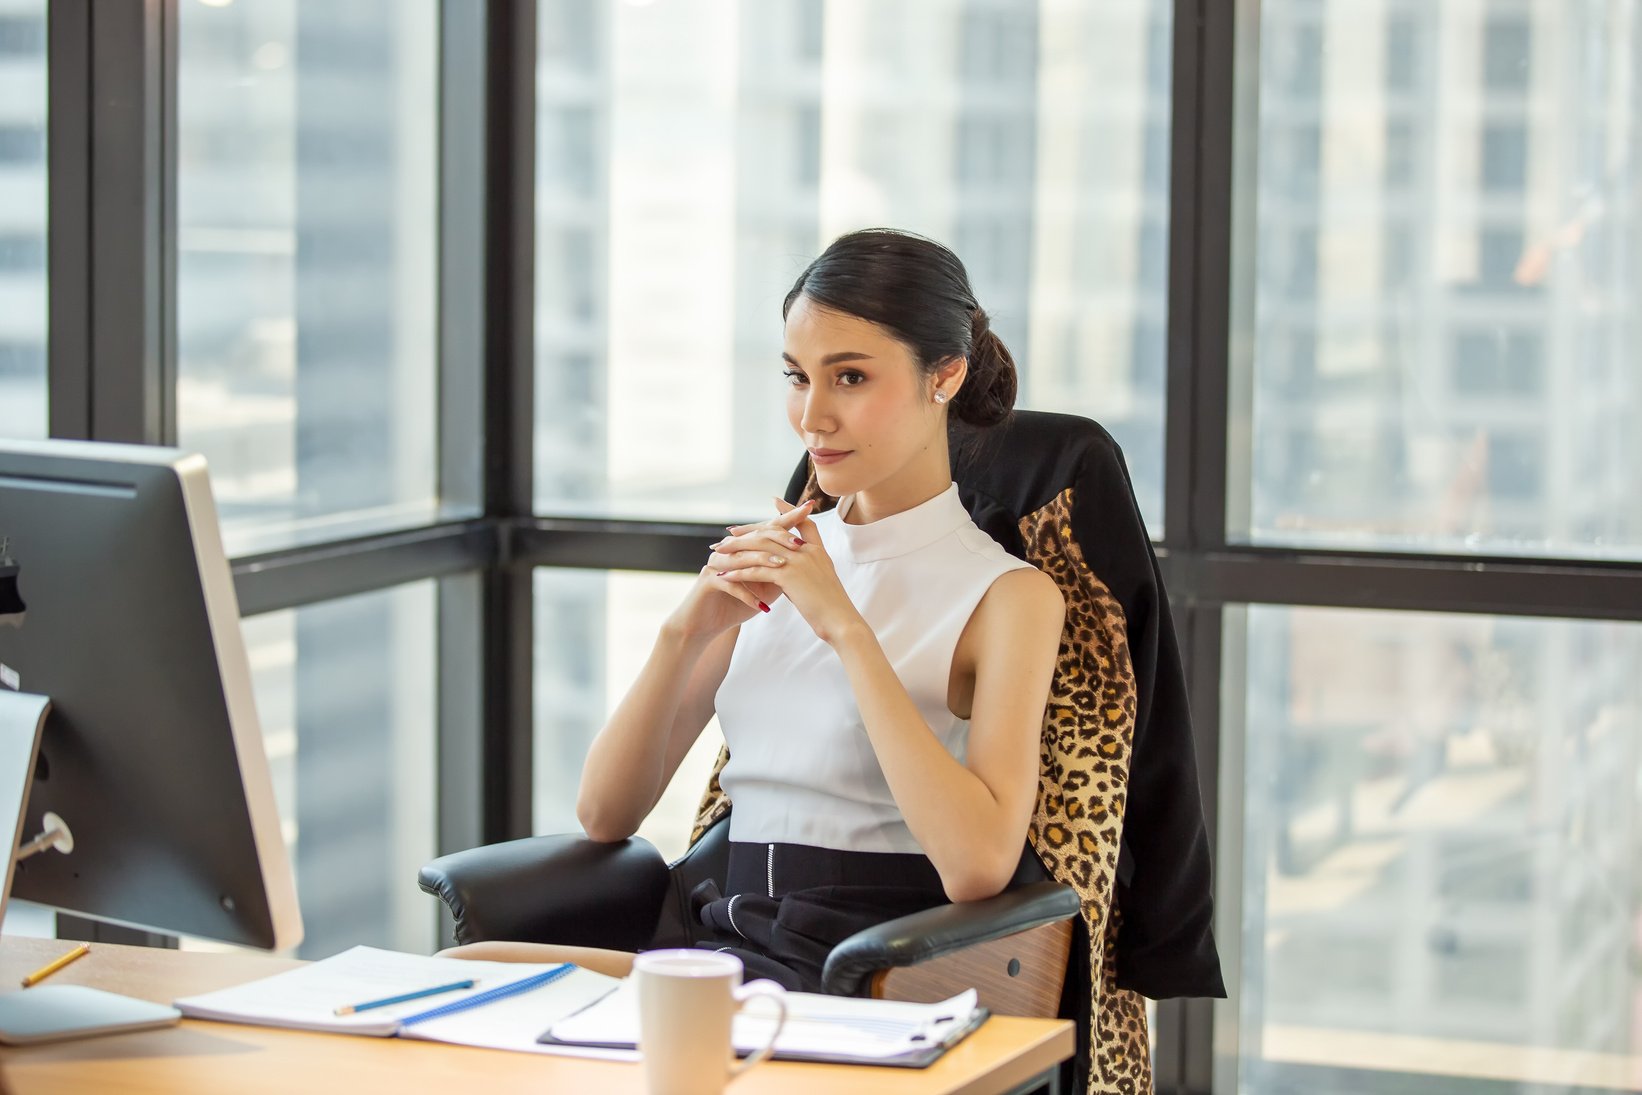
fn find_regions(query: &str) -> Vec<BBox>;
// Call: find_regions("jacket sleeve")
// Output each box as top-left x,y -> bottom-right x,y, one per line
1074,440 -> 1226,1000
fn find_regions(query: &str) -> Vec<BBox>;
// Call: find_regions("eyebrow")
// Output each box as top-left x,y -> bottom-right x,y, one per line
781,351 -> 875,367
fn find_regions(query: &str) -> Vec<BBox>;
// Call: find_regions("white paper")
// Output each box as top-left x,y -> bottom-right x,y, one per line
404,966 -> 632,1060
174,945 -> 581,1037
547,981 -> 981,1062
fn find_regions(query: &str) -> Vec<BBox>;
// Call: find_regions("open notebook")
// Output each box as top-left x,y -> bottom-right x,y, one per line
544,980 -> 988,1068
174,945 -> 626,1055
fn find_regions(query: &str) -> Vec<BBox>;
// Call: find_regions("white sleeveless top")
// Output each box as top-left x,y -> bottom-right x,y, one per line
714,483 -> 1035,854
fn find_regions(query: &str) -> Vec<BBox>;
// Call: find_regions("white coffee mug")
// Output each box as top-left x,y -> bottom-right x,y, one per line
633,950 -> 789,1095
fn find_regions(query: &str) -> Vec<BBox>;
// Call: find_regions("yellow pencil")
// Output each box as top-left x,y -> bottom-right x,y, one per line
21,942 -> 91,987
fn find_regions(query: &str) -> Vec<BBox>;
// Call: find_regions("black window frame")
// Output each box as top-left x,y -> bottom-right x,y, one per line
34,1 -> 1642,1090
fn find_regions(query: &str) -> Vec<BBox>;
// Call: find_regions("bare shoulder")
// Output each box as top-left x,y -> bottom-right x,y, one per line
951,566 -> 1063,704
988,565 -> 1063,615
973,565 -> 1064,640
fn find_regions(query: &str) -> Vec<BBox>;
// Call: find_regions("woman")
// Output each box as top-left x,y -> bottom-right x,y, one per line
449,228 -> 1064,991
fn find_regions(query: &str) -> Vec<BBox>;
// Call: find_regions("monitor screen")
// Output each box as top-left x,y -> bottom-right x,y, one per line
0,439 -> 302,950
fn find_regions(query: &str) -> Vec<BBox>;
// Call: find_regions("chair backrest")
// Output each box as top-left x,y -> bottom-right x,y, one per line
687,410 -> 1220,1095
646,812 -> 733,950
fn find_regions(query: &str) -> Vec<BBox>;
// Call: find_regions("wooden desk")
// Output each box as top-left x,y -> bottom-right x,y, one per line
0,938 -> 1073,1095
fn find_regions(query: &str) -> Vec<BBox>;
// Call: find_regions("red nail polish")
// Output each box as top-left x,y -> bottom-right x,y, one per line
715,571 -> 727,577
758,602 -> 770,613
791,536 -> 805,547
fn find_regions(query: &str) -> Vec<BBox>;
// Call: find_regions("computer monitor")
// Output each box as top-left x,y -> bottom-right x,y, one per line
0,438 -> 302,952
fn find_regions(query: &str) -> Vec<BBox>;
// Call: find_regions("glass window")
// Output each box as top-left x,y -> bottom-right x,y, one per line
534,0 -> 1173,535
1384,13 -> 1417,93
241,582 -> 437,958
1480,122 -> 1527,194
0,0 -> 47,440
1451,328 -> 1540,398
176,0 -> 446,557
1383,117 -> 1415,189
1482,14 -> 1531,94
1233,1 -> 1642,559
534,569 -> 724,863
1224,604 -> 1642,1093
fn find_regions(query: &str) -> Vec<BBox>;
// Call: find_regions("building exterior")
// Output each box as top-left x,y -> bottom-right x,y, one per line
0,0 -> 46,441
1242,0 -> 1642,1079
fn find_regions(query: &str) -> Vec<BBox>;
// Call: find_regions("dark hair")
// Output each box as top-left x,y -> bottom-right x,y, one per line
783,229 -> 1018,508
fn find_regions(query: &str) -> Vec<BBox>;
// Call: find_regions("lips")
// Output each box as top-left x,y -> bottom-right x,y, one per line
808,449 -> 851,465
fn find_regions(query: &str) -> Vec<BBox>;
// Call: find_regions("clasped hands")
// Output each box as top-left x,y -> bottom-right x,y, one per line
704,497 -> 862,645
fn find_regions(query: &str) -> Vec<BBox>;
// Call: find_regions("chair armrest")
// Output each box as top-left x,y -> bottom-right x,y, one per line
418,834 -> 669,948
821,882 -> 1080,996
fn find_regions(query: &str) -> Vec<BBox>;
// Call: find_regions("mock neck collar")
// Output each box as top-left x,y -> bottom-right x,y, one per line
828,483 -> 968,562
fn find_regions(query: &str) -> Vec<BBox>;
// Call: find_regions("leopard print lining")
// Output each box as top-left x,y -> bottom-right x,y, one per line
688,486 -> 1149,1094
1099,905 -> 1154,1093
1020,487 -> 1151,1094
689,750 -> 731,848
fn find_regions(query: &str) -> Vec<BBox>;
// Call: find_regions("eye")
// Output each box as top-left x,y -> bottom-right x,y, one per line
838,371 -> 866,386
781,369 -> 808,387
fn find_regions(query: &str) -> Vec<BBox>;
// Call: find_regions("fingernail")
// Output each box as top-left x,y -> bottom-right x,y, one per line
725,525 -> 737,533
758,602 -> 770,613
790,536 -> 805,547
768,555 -> 784,565
715,571 -> 727,577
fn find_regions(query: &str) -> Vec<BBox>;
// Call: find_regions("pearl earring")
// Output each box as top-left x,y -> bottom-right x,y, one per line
934,391 -> 948,404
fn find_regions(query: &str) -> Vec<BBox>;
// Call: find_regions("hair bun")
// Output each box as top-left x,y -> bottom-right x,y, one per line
954,307 -> 1016,427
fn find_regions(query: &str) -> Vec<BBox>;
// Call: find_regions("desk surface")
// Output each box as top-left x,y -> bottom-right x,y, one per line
0,937 -> 1073,1095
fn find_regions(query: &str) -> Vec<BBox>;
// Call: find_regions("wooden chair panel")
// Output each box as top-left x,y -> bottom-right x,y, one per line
867,919 -> 1073,1018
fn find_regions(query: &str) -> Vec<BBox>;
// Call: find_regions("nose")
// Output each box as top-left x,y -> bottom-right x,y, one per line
798,384 -> 832,436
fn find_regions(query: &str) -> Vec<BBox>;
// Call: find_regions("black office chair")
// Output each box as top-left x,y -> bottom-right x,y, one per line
420,411 -> 1221,1095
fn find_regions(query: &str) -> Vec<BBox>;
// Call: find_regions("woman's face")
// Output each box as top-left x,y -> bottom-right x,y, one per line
782,294 -> 947,498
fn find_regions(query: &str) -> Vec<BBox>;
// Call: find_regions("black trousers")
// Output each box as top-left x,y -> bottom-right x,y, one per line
648,841 -> 949,993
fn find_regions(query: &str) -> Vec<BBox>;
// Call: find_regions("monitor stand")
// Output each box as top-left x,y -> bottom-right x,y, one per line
0,690 -> 50,933
0,690 -> 181,1044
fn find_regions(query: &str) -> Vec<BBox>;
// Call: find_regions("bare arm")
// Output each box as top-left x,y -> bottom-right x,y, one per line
830,567 -> 1063,902
576,502 -> 811,842
575,623 -> 738,842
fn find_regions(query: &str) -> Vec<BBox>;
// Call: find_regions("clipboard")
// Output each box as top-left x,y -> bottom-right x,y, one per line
538,983 -> 990,1068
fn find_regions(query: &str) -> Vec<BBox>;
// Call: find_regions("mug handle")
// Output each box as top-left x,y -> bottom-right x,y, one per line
728,979 -> 788,1076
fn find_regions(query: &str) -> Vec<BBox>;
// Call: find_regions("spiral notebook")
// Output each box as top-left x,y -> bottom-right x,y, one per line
174,945 -> 622,1042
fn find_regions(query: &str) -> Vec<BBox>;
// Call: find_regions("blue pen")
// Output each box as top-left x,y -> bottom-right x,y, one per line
334,978 -> 477,1016
399,965 -> 576,1027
